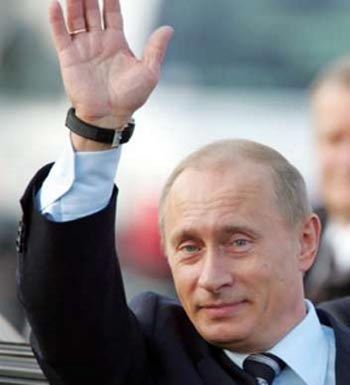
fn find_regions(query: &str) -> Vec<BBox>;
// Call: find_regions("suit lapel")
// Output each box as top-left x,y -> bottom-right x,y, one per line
176,314 -> 254,384
196,345 -> 255,385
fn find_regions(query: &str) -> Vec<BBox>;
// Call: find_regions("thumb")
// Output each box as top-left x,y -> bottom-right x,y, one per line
142,26 -> 174,75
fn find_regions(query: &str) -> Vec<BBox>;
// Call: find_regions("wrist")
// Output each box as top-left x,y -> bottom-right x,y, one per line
70,132 -> 113,152
75,110 -> 131,130
66,108 -> 135,152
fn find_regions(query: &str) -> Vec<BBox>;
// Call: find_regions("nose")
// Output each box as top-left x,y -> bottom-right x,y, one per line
197,246 -> 233,293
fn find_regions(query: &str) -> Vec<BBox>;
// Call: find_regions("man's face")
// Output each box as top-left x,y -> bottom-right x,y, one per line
313,84 -> 350,221
164,164 -> 310,352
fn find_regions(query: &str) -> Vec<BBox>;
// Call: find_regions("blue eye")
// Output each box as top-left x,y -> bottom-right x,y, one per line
182,244 -> 198,253
231,238 -> 253,253
234,239 -> 248,247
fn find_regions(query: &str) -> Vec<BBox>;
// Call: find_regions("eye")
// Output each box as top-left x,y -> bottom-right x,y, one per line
176,242 -> 202,263
234,239 -> 249,247
325,131 -> 343,146
230,237 -> 253,252
180,244 -> 200,253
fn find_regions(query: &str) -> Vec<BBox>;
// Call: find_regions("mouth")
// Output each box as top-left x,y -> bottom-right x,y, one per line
199,300 -> 248,318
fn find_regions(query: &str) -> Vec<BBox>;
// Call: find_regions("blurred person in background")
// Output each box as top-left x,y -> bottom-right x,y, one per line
304,57 -> 350,303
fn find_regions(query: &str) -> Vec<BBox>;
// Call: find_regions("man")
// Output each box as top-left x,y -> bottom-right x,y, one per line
304,58 -> 350,302
17,1 -> 349,385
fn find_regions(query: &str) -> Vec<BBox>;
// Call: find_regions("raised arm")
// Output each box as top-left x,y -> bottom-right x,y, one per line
18,2 -> 173,384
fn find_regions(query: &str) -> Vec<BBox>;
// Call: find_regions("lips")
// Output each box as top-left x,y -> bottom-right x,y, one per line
199,300 -> 247,318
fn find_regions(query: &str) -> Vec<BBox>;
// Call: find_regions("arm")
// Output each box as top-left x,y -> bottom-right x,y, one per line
19,176 -> 146,385
18,1 -> 173,384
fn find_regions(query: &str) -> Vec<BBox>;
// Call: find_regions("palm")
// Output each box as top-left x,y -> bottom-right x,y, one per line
61,30 -> 155,119
50,0 -> 173,125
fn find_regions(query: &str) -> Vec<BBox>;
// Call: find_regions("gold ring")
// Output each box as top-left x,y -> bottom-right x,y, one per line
69,28 -> 87,36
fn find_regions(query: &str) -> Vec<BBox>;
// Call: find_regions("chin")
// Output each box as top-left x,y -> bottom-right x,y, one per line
197,320 -> 253,349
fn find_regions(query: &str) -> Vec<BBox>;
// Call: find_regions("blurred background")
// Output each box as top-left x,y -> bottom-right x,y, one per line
0,0 -> 349,337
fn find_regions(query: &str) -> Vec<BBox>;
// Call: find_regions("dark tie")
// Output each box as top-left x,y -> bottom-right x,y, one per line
243,353 -> 285,385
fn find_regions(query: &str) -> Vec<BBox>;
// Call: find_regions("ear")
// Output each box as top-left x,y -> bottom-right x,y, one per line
297,213 -> 322,273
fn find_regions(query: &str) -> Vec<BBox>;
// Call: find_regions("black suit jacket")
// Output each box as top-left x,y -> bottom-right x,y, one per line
17,165 -> 350,385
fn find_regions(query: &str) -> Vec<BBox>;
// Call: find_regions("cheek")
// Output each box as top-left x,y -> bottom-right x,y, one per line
318,146 -> 341,175
231,256 -> 275,300
255,244 -> 299,292
270,257 -> 299,293
170,264 -> 198,301
253,260 -> 276,287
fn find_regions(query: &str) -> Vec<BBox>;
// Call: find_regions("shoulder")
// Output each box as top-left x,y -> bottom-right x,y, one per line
317,297 -> 350,328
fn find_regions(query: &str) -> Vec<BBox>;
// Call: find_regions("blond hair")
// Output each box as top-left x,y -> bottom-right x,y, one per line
159,139 -> 311,241
311,56 -> 350,96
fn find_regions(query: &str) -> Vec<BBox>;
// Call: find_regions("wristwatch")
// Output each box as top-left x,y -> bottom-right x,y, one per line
65,107 -> 135,147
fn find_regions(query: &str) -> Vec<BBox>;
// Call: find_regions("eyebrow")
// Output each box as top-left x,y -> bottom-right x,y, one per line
170,225 -> 260,246
170,230 -> 200,247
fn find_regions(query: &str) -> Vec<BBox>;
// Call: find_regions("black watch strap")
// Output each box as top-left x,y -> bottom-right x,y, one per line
65,108 -> 135,147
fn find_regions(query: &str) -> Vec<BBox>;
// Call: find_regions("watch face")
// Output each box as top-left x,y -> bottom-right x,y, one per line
112,131 -> 123,148
120,121 -> 135,144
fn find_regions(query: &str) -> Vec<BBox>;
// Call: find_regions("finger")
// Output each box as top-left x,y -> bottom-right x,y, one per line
49,0 -> 71,52
66,0 -> 86,33
103,0 -> 123,30
84,0 -> 102,31
142,26 -> 174,75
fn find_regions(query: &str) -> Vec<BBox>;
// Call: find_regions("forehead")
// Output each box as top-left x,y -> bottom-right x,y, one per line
313,84 -> 350,133
164,163 -> 278,233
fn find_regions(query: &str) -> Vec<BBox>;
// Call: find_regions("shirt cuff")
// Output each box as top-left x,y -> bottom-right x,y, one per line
36,136 -> 121,222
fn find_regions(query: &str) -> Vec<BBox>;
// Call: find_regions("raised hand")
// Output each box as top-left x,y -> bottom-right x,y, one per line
49,0 -> 173,129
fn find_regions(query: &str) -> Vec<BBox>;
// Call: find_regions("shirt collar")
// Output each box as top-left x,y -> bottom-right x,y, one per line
224,300 -> 329,385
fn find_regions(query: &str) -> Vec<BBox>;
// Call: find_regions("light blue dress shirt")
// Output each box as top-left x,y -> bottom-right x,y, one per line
36,137 -> 336,385
224,300 -> 336,385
